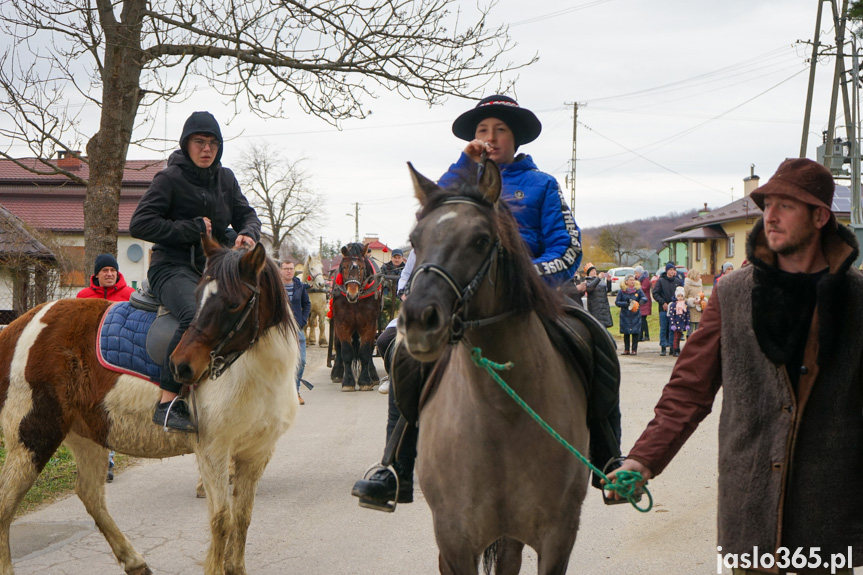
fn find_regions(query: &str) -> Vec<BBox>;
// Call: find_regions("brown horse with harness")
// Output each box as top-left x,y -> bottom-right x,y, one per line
330,242 -> 383,391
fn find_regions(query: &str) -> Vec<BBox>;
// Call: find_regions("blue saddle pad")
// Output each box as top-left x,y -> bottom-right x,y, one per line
97,302 -> 162,383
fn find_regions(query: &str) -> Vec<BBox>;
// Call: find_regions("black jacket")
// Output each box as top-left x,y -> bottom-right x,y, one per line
130,150 -> 261,272
652,272 -> 683,308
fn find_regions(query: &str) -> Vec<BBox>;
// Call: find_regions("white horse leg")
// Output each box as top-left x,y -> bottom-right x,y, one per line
0,443 -> 40,575
223,449 -> 273,575
318,311 -> 327,347
197,449 -> 232,575
63,434 -> 151,575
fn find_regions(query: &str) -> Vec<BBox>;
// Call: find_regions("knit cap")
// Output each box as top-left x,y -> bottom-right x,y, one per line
94,253 -> 119,275
675,286 -> 685,298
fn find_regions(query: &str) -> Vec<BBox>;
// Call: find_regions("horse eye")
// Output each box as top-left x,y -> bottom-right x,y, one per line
475,236 -> 490,249
227,303 -> 243,313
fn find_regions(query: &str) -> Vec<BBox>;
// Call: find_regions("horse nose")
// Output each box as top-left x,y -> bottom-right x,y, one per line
171,360 -> 196,383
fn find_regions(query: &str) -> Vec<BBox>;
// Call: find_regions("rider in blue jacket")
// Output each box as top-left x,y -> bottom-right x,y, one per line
439,95 -> 582,286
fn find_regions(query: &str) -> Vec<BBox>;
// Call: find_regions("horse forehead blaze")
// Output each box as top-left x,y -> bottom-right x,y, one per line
199,279 -> 219,310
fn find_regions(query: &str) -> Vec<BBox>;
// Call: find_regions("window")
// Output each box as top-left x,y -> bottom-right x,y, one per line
726,235 -> 735,258
695,242 -> 702,262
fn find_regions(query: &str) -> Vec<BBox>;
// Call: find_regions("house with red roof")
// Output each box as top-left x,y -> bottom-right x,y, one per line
0,153 -> 164,297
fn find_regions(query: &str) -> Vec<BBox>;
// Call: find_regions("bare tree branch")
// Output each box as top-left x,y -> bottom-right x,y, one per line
0,0 -> 535,268
238,142 -> 323,259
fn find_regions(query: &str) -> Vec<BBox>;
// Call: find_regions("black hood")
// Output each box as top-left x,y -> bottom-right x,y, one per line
179,111 -> 224,166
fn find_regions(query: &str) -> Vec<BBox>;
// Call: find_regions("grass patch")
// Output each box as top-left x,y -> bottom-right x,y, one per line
0,433 -> 132,516
604,297 -> 662,342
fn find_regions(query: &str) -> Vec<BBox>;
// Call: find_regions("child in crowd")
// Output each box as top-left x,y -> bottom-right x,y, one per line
615,274 -> 648,356
667,286 -> 691,357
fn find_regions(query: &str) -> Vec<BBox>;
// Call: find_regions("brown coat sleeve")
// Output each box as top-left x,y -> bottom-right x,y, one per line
627,284 -> 724,475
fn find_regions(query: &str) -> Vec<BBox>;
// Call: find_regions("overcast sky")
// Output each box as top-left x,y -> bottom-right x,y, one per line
122,0 -> 842,252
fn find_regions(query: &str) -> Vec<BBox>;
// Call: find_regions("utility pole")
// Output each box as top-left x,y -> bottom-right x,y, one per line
319,236 -> 323,256
353,202 -> 360,242
565,102 -> 579,210
801,0 -> 826,157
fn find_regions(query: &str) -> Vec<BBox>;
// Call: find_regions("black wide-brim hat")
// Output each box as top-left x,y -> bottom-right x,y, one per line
452,95 -> 542,147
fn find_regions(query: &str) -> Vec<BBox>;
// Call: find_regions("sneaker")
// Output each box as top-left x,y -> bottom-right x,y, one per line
152,400 -> 197,433
351,467 -> 413,506
621,350 -> 630,356
107,469 -> 114,483
378,377 -> 390,394
631,351 -> 638,356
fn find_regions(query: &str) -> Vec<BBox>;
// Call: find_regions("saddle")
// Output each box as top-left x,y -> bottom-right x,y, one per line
95,288 -> 179,383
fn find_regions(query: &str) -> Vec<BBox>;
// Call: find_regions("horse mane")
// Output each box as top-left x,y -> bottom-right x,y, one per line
202,247 -> 294,336
418,176 -> 562,321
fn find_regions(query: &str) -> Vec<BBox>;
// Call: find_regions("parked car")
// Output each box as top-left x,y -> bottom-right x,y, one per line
606,267 -> 635,294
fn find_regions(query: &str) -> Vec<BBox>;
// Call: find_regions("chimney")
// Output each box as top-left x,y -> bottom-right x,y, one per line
698,202 -> 710,216
743,163 -> 760,196
57,150 -> 83,170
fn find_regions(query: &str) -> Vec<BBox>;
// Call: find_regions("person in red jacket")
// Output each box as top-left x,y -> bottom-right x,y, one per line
76,253 -> 135,301
77,252 -> 134,482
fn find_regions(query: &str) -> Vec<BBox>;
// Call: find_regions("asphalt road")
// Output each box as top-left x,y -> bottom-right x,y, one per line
6,338 -> 788,574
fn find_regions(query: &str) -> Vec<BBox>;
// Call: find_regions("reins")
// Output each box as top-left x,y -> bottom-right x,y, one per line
468,346 -> 653,512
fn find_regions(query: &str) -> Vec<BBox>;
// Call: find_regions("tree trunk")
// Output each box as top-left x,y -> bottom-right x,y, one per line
83,0 -> 146,271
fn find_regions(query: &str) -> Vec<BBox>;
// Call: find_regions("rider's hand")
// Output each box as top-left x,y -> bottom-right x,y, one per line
604,458 -> 653,501
202,217 -> 212,235
235,234 -> 256,249
464,139 -> 491,163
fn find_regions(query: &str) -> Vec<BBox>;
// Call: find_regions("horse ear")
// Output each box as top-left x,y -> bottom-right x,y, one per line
408,162 -> 439,206
341,245 -> 348,257
202,234 -> 222,258
363,243 -> 370,257
239,243 -> 268,278
479,159 -> 502,204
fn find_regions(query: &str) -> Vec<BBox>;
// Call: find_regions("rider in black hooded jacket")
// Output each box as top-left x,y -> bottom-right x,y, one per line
130,111 -> 261,432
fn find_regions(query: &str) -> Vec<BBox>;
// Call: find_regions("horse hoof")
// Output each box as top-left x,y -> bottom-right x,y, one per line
332,377 -> 343,383
342,385 -> 356,392
319,341 -> 327,347
126,565 -> 153,575
358,385 -> 375,391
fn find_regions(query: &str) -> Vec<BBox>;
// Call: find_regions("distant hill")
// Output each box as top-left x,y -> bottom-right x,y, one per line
582,209 -> 701,251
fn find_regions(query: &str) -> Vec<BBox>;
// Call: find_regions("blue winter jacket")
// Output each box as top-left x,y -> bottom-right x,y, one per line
439,153 -> 582,286
286,276 -> 311,329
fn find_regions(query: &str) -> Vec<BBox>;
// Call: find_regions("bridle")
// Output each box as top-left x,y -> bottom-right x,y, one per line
409,197 -> 515,344
334,256 -> 382,301
205,279 -> 261,380
304,271 -> 328,293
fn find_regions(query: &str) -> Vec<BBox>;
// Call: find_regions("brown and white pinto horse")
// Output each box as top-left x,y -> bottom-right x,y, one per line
0,236 -> 299,575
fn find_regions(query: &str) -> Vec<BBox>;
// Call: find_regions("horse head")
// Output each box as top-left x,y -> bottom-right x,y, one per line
338,242 -> 372,303
171,234 -> 292,383
399,159 -> 553,362
303,254 -> 327,291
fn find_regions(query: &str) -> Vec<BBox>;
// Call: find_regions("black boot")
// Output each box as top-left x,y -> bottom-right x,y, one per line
660,346 -> 666,356
152,399 -> 197,433
351,460 -> 414,510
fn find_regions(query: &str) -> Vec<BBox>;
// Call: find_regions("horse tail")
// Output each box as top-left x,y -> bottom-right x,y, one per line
481,538 -> 502,575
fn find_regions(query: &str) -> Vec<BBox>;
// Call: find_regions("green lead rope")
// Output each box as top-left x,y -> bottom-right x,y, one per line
469,347 -> 653,513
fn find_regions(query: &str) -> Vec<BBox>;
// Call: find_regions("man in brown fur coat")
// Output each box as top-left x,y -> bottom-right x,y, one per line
610,158 -> 862,575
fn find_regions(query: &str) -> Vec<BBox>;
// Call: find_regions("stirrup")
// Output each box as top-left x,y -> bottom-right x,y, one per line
355,463 -> 400,513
